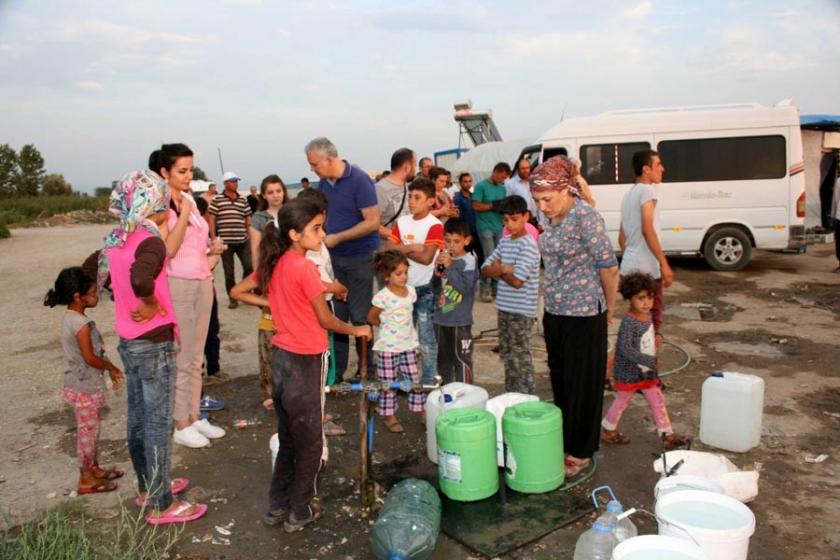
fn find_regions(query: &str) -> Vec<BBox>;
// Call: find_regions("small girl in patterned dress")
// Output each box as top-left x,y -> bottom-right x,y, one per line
367,250 -> 422,434
45,267 -> 125,494
601,273 -> 689,449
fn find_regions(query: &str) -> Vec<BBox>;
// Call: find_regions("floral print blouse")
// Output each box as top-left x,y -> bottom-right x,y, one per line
540,198 -> 617,317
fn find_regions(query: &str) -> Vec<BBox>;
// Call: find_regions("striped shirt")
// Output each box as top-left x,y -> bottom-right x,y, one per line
482,234 -> 540,318
209,193 -> 252,243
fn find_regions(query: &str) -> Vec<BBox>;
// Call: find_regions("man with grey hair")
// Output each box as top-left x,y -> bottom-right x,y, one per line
305,137 -> 380,380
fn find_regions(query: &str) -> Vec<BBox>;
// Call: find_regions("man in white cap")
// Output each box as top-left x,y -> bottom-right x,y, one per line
208,171 -> 252,309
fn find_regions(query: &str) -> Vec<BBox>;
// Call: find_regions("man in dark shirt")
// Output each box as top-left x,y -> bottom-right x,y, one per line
453,172 -> 483,264
305,137 -> 380,380
246,185 -> 261,214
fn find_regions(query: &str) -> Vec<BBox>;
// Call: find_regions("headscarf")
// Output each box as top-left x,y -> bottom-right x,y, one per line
97,170 -> 170,290
529,155 -> 581,197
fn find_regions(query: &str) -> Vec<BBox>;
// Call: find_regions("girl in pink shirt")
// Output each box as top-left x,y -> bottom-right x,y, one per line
231,198 -> 371,533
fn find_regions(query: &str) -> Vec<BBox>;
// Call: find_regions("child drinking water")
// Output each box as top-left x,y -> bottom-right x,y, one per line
45,267 -> 125,494
231,198 -> 371,533
367,250 -> 423,434
601,272 -> 689,449
432,218 -> 479,385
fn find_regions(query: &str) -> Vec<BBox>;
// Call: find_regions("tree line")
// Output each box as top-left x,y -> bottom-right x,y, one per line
0,143 -> 74,197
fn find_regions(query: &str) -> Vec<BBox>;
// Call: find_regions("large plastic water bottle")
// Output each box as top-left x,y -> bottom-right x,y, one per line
572,514 -> 618,560
371,479 -> 441,560
591,485 -> 637,543
605,499 -> 637,542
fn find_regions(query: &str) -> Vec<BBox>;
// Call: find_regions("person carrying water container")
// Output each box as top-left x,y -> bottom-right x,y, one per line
601,272 -> 689,449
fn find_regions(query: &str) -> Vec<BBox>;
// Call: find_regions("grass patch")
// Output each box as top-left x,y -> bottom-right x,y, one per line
0,501 -> 182,560
0,196 -> 108,226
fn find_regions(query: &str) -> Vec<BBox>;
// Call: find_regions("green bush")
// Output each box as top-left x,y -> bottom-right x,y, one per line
0,219 -> 9,239
0,502 -> 181,560
0,196 -> 108,225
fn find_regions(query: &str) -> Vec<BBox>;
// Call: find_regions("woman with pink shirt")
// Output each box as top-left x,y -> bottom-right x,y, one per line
151,144 -> 226,448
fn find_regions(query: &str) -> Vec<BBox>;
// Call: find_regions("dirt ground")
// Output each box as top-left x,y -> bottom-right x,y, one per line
2,224 -> 838,560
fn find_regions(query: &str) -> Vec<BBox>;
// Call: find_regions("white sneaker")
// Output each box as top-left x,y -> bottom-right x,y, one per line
173,425 -> 210,448
192,419 -> 226,439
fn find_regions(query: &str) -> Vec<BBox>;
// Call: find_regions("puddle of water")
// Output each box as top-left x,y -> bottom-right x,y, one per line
668,302 -> 737,322
711,341 -> 785,359
667,307 -> 703,321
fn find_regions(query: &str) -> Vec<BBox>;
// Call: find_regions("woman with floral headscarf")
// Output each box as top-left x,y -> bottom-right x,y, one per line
100,170 -> 208,525
530,156 -> 619,477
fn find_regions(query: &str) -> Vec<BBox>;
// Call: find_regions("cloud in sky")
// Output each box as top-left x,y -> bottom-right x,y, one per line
52,18 -> 208,45
0,42 -> 21,59
76,80 -> 103,92
0,0 -> 838,191
624,1 -> 653,18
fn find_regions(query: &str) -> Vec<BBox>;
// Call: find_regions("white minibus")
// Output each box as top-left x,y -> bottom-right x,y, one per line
520,101 -> 806,270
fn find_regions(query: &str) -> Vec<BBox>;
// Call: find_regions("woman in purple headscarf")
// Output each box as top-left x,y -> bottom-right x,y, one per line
530,156 -> 619,477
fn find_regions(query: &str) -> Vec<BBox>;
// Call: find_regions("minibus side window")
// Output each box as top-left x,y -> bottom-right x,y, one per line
580,142 -> 651,185
658,136 -> 786,182
543,147 -> 568,160
518,144 -> 543,167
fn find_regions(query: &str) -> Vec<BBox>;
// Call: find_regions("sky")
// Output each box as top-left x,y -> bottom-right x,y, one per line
1,0 -> 839,193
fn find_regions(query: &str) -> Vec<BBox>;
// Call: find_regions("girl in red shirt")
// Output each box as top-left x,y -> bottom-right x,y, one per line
232,198 -> 371,533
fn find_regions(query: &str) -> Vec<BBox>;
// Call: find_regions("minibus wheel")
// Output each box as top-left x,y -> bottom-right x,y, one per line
703,227 -> 752,271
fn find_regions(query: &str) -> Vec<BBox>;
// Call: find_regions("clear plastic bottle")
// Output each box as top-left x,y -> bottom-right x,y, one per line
572,514 -> 618,560
590,485 -> 638,543
371,479 -> 441,560
605,499 -> 638,542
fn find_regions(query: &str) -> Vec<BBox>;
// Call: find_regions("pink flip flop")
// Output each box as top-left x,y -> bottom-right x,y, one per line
134,477 -> 190,507
146,501 -> 208,526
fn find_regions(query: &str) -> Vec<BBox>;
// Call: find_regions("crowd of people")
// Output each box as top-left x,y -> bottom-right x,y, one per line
43,137 -> 689,532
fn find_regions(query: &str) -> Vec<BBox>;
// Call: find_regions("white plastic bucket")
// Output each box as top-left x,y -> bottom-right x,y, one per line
270,433 -> 279,471
654,475 -> 725,499
655,490 -> 755,560
485,392 -> 539,466
612,535 -> 710,560
425,383 -> 489,463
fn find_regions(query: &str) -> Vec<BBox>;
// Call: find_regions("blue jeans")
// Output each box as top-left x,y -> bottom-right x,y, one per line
413,283 -> 438,385
478,229 -> 502,296
331,254 -> 375,380
119,338 -> 176,511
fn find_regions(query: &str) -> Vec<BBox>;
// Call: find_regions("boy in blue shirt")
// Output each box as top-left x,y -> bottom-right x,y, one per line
480,196 -> 540,394
432,218 -> 480,384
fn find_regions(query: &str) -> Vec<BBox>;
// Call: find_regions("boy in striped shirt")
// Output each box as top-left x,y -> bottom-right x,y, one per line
480,195 -> 540,394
